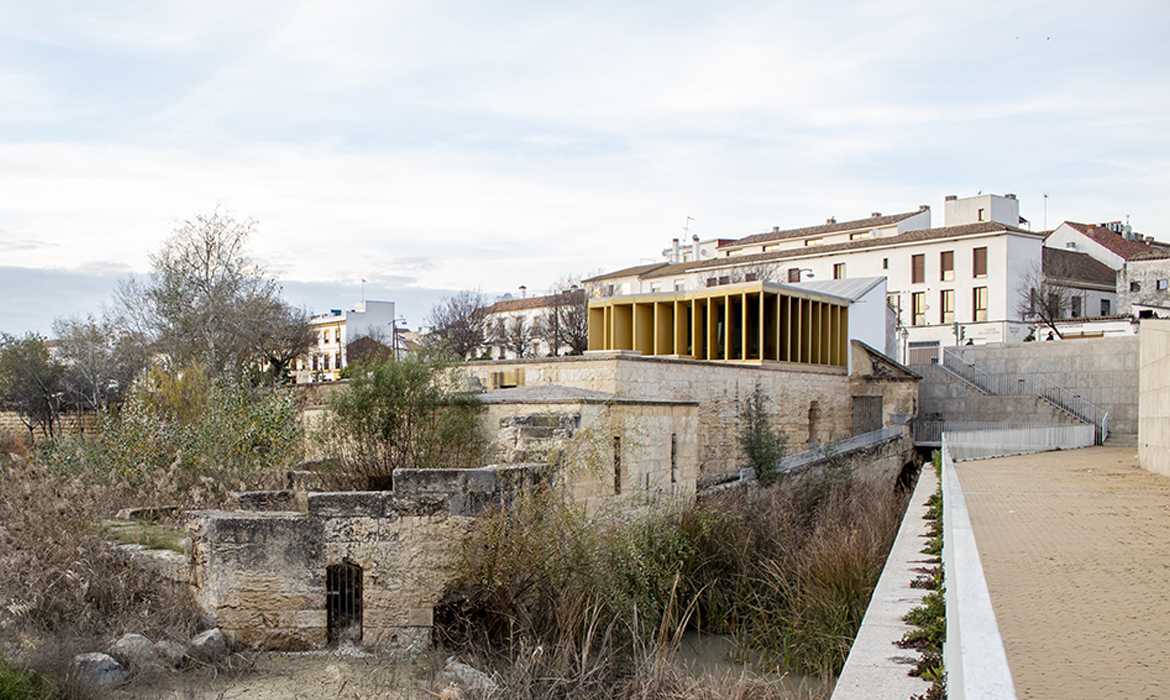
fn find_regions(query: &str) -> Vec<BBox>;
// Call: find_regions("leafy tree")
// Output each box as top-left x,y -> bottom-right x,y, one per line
317,351 -> 487,489
0,333 -> 64,442
425,290 -> 487,360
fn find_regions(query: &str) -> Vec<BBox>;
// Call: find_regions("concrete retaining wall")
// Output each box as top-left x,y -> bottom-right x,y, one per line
946,336 -> 1139,435
1139,320 -> 1170,476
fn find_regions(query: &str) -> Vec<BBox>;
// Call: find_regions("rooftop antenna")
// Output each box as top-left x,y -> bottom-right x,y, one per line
1043,193 -> 1048,231
683,216 -> 695,236
361,278 -> 367,302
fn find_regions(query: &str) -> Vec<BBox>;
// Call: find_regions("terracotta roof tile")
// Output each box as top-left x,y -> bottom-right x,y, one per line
727,210 -> 927,249
637,221 -> 1038,279
486,289 -> 585,314
1064,222 -> 1158,260
1043,247 -> 1117,287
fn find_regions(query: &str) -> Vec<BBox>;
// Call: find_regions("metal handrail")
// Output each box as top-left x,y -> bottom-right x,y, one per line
941,349 -> 1109,444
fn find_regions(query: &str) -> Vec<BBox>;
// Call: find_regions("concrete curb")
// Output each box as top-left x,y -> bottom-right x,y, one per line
831,467 -> 936,700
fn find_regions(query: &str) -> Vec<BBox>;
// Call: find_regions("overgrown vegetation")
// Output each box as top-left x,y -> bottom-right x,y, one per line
437,464 -> 908,697
0,446 -> 203,694
35,364 -> 300,505
903,451 -> 946,700
315,352 -> 487,489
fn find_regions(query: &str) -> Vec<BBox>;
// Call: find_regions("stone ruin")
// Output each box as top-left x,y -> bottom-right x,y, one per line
187,464 -> 539,652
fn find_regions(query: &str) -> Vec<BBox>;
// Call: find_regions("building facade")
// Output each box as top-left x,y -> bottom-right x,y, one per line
295,300 -> 398,383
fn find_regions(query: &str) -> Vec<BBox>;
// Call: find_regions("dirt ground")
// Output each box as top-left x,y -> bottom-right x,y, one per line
116,649 -> 436,700
955,445 -> 1170,700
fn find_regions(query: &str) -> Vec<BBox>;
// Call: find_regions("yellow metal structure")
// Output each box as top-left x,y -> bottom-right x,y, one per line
587,281 -> 849,367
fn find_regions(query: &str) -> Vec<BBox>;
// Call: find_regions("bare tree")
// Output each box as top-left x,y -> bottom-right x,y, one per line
52,314 -> 148,412
538,283 -> 589,355
248,301 -> 315,383
114,206 -> 295,375
426,290 -> 488,360
1015,254 -> 1085,340
490,315 -> 535,358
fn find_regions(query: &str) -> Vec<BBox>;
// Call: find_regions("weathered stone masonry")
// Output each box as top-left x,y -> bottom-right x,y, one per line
188,465 -> 538,652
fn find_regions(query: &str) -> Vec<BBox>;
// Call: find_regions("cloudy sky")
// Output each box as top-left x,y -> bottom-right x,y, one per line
2,0 -> 1168,335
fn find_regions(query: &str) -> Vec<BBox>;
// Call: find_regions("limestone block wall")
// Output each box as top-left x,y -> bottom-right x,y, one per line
188,466 -> 535,653
1139,320 -> 1170,476
481,400 -> 699,507
466,355 -> 854,477
948,336 -> 1139,435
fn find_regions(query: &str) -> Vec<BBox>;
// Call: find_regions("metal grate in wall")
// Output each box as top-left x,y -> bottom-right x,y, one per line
326,562 -> 363,645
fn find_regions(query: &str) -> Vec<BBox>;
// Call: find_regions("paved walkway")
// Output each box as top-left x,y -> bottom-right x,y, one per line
955,446 -> 1170,700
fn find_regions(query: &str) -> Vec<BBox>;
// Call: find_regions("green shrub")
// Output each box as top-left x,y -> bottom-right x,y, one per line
738,384 -> 787,486
316,351 -> 487,489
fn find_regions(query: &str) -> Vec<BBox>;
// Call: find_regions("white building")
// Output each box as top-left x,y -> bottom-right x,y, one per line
590,194 -> 1048,362
483,289 -> 587,360
295,300 -> 398,382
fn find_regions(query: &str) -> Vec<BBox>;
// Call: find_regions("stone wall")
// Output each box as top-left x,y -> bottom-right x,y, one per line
945,336 -> 1139,436
0,408 -> 101,444
188,465 -> 537,652
465,354 -> 858,477
482,397 -> 699,510
1139,320 -> 1170,476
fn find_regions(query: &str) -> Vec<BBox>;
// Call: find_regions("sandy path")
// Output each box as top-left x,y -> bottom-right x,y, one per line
955,445 -> 1170,700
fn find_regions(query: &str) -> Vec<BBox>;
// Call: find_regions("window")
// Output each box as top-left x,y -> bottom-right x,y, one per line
978,208 -> 985,222
911,254 -> 925,284
805,237 -> 823,247
912,292 -> 926,326
940,251 -> 954,281
744,273 -> 758,282
973,247 -> 988,278
1101,299 -> 1112,316
670,434 -> 677,484
613,436 -> 622,495
312,355 -> 319,371
833,263 -> 846,280
1131,281 -> 1142,292
674,279 -> 685,291
706,278 -> 718,288
335,328 -> 340,343
718,276 -> 730,285
887,293 -> 901,313
882,258 -> 889,270
650,282 -> 662,292
335,352 -> 341,369
1071,296 -> 1082,318
973,287 -> 988,322
788,268 -> 802,283
940,289 -> 955,324
1159,280 -> 1169,291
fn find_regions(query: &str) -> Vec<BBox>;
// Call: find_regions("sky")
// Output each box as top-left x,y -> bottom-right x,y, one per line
2,0 -> 1168,336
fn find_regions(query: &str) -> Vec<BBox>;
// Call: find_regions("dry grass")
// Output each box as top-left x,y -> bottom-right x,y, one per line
437,467 -> 909,697
0,448 -> 201,691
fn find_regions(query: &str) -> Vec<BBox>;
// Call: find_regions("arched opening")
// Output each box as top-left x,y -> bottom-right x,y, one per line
326,561 -> 363,645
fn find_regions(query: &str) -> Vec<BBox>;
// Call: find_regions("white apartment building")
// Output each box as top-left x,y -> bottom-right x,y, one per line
590,194 -> 1046,362
295,300 -> 397,382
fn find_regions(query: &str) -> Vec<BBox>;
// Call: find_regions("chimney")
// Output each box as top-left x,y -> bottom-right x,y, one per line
692,234 -> 700,261
920,204 -> 930,210
519,285 -> 527,299
772,226 -> 780,233
871,212 -> 882,218
1006,193 -> 1017,200
945,195 -> 957,201
826,217 -> 836,224
671,238 -> 680,264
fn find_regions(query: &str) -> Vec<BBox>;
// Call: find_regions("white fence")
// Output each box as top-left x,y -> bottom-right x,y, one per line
916,421 -> 1097,460
942,437 -> 1018,700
